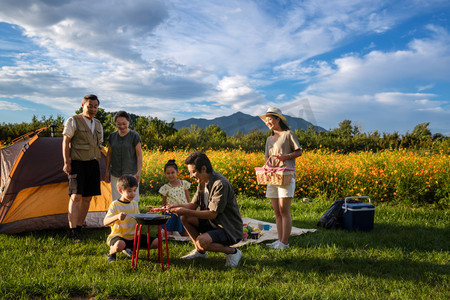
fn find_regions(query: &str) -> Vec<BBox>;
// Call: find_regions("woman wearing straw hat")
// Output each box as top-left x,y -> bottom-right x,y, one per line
260,107 -> 302,249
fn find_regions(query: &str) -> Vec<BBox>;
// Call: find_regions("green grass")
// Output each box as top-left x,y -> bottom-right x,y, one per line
0,194 -> 448,299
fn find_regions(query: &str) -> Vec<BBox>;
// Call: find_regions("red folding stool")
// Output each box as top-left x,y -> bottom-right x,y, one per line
130,214 -> 171,271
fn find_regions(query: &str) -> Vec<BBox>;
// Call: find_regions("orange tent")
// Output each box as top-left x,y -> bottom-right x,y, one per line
0,128 -> 112,234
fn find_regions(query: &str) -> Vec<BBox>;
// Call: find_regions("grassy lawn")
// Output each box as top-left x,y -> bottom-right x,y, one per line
0,194 -> 448,299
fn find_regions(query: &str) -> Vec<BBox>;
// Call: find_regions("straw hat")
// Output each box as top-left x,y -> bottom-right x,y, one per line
259,107 -> 287,125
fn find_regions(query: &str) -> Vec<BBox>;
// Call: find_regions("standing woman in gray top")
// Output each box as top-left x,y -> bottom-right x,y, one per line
260,107 -> 302,250
105,111 -> 143,203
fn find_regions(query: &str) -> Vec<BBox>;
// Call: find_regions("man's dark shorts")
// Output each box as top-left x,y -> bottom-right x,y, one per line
68,160 -> 101,197
198,219 -> 233,246
109,235 -> 156,249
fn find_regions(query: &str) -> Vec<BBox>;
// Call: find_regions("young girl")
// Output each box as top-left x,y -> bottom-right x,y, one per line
158,160 -> 191,236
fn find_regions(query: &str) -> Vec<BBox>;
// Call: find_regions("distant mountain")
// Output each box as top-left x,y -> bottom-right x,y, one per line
173,111 -> 326,135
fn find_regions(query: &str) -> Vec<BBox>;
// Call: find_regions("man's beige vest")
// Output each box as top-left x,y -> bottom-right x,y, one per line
70,114 -> 102,161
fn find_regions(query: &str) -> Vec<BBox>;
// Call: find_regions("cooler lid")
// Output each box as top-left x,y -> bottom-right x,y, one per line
342,202 -> 375,211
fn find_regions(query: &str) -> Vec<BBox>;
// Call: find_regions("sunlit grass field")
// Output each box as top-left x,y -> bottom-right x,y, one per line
0,149 -> 448,299
0,195 -> 448,299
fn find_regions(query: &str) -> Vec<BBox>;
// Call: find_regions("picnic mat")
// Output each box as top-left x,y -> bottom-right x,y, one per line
167,217 -> 317,247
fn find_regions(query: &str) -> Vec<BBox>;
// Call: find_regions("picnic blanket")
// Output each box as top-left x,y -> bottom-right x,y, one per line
167,217 -> 317,247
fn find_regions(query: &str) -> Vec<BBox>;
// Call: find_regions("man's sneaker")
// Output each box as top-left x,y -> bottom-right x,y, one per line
181,249 -> 208,260
122,248 -> 133,258
225,248 -> 242,267
272,242 -> 289,250
266,240 -> 280,248
107,253 -> 116,263
69,230 -> 82,243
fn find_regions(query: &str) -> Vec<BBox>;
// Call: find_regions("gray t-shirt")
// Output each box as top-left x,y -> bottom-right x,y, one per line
107,130 -> 141,177
192,171 -> 243,244
265,130 -> 301,172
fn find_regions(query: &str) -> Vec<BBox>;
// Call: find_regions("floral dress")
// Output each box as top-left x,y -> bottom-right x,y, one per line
158,180 -> 191,205
158,180 -> 191,232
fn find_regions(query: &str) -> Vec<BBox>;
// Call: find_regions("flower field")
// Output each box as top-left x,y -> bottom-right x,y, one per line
140,148 -> 449,207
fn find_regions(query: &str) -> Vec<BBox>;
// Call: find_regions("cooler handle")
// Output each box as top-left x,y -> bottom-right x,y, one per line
343,196 -> 371,212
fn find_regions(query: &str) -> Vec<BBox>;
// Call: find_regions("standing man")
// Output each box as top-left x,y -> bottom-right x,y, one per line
63,94 -> 103,242
167,151 -> 243,267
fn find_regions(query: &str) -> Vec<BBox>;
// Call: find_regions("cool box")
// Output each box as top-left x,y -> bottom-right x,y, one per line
342,196 -> 375,231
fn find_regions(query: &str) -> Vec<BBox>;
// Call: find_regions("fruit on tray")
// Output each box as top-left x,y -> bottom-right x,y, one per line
146,206 -> 168,213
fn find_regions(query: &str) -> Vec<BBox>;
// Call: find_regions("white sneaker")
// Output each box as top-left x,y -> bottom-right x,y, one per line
266,240 -> 281,248
225,248 -> 242,267
122,248 -> 133,258
181,249 -> 208,260
272,242 -> 289,250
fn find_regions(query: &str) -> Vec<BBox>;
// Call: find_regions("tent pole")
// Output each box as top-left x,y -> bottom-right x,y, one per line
50,124 -> 57,137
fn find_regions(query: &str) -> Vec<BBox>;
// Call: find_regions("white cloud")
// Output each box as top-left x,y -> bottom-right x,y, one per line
276,94 -> 286,101
282,23 -> 450,133
146,0 -> 421,75
0,0 -> 168,62
214,75 -> 266,110
298,25 -> 450,107
293,90 -> 449,134
273,60 -> 334,82
0,0 -> 449,134
0,100 -> 28,111
374,92 -> 437,106
417,83 -> 435,91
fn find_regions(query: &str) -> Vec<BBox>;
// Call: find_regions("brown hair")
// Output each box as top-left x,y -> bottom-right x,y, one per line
270,115 -> 289,135
164,159 -> 178,172
82,94 -> 100,105
184,151 -> 213,174
114,110 -> 130,123
117,175 -> 138,190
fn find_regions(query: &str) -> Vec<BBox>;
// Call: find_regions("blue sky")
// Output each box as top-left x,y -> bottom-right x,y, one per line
0,0 -> 449,135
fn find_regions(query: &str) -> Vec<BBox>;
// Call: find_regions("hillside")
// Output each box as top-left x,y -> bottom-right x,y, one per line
173,111 -> 326,135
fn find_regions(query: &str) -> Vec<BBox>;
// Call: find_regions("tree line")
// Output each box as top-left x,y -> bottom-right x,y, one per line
1,110 -> 448,153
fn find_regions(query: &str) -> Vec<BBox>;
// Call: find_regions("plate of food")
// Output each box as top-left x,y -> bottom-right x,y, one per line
146,206 -> 169,213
